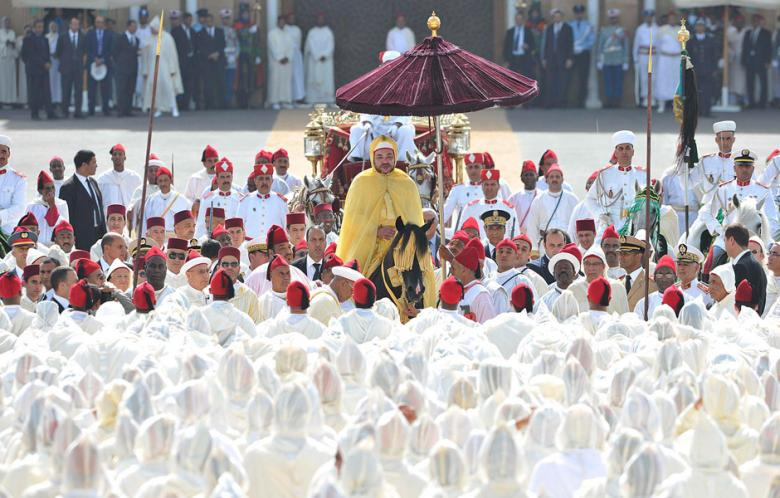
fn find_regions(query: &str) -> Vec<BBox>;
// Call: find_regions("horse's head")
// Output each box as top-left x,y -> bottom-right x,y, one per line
392,216 -> 432,305
304,175 -> 336,207
732,194 -> 767,241
405,151 -> 436,208
627,181 -> 662,234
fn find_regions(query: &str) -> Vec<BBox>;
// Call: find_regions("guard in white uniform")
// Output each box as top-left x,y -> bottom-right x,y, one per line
661,162 -> 699,234
0,135 -> 28,235
271,148 -> 303,193
760,149 -> 780,210
691,120 -> 739,202
507,160 -> 540,235
487,238 -> 538,314
96,144 -> 142,211
698,149 -> 778,252
585,130 -> 646,235
526,164 -> 579,250
26,170 -> 69,246
195,158 -> 243,238
458,169 -> 519,239
675,243 -> 709,304
236,163 -> 288,240
184,144 -> 219,202
142,167 -> 191,233
443,152 -> 488,225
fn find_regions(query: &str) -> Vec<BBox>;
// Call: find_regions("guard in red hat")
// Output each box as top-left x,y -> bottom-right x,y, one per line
490,238 -> 539,312
212,224 -> 232,247
286,280 -> 310,312
68,278 -> 101,313
439,276 -> 464,310
0,271 -> 23,303
443,152 -> 486,224
480,151 -> 512,199
173,210 -> 196,241
506,160 -> 539,235
510,283 -> 534,313
272,147 -> 302,194
165,238 -> 190,282
661,285 -> 685,317
236,159 -> 289,241
734,279 -> 757,313
52,220 -> 75,253
587,276 -> 612,310
313,203 -> 337,244
105,204 -> 127,235
224,218 -> 247,248
133,282 -> 157,314
266,224 -> 294,262
458,169 -> 519,240
144,246 -> 174,304
21,264 -> 43,309
254,149 -> 273,165
74,258 -> 103,285
574,218 -> 597,251
201,207 -> 226,237
31,170 -> 68,243
185,145 -> 219,203
600,224 -> 623,278
0,272 -> 34,336
259,254 -> 292,321
352,278 -> 376,308
196,156 -> 242,238
286,212 -> 306,248
632,254 -> 677,317
526,163 -> 578,251
142,158 -> 189,236
461,217 -> 480,239
69,250 -> 91,265
209,268 -> 235,300
451,246 -> 496,323
145,216 -> 167,248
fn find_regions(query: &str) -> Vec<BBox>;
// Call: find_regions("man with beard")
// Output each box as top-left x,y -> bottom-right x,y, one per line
539,243 -> 581,310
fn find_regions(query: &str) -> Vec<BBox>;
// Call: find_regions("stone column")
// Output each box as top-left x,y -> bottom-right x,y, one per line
266,0 -> 279,32
185,0 -> 198,15
585,0 -> 602,109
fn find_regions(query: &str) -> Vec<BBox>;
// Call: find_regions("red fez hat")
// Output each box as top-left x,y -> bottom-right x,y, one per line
545,163 -> 563,177
464,153 -> 485,166
37,170 -> 54,190
202,144 -> 219,160
662,286 -> 685,315
147,217 -> 165,229
542,149 -> 558,163
455,246 -> 480,273
211,176 -> 218,188
483,152 -> 495,168
54,220 -> 74,235
462,217 -> 480,234
148,153 -> 160,161
69,250 -> 91,264
107,204 -> 126,217
466,237 -> 486,261
266,254 -> 289,280
22,264 -> 40,281
561,243 -> 582,263
655,255 -> 676,274
218,246 -> 241,261
322,255 -> 343,271
75,258 -> 101,279
314,203 -> 333,215
254,149 -> 273,163
345,259 -> 360,272
216,157 -> 234,173
286,212 -> 306,226
144,246 -> 167,262
522,160 -> 536,173
496,238 -> 518,253
295,240 -> 308,252
132,282 -> 156,312
17,212 -> 38,227
68,279 -> 92,308
587,276 -> 612,307
167,237 -> 188,251
512,233 -> 532,249
324,242 -> 337,257
575,219 -> 596,233
511,283 -> 534,313
211,224 -> 228,238
204,207 -> 226,219
156,167 -> 172,179
439,276 -> 464,306
767,149 -> 780,163
225,218 -> 244,230
735,279 -> 754,304
267,224 -> 289,246
272,148 -> 289,161
451,230 -> 470,244
253,163 -> 274,176
286,281 -> 310,309
353,278 -> 376,307
602,224 -> 620,240
174,210 -> 194,225
480,169 -> 500,181
110,143 -> 125,154
0,272 -> 22,299
210,268 -> 234,299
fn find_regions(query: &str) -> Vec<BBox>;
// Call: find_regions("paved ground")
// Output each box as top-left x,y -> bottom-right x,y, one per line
2,107 -> 778,200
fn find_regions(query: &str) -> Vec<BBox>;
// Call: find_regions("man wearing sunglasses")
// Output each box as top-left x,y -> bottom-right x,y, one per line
218,246 -> 261,323
165,237 -> 190,289
246,240 -> 269,271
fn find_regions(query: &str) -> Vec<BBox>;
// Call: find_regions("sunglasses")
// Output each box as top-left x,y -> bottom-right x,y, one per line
249,250 -> 268,256
220,261 -> 240,268
167,252 -> 186,260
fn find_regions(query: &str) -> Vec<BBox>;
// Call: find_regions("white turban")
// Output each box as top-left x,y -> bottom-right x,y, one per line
612,130 -> 636,147
0,135 -> 11,148
710,264 -> 736,293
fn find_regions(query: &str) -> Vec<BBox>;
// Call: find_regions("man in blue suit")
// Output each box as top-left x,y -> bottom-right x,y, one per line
85,16 -> 114,116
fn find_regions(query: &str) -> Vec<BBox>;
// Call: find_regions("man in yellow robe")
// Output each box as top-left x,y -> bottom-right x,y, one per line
337,135 -> 436,311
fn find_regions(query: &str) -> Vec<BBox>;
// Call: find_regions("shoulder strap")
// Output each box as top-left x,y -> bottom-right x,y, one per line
159,193 -> 181,219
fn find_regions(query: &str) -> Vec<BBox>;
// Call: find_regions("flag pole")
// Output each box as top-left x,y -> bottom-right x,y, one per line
133,11 -> 164,289
643,32 -> 653,321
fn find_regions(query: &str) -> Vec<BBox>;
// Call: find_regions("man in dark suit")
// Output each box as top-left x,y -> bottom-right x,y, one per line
688,19 -> 718,117
725,223 -> 767,315
47,266 -> 76,313
85,15 -> 114,116
292,225 -> 326,281
527,228 -> 569,284
503,11 -> 536,79
56,17 -> 87,118
742,14 -> 773,109
21,19 -> 56,120
541,8 -> 574,108
171,11 -> 196,112
112,20 -> 139,117
59,150 -> 107,250
194,13 -> 226,109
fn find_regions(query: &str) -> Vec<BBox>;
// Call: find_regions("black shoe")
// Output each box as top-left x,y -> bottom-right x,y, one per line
73,113 -> 86,119
31,114 -> 41,120
103,110 -> 112,117
47,114 -> 59,120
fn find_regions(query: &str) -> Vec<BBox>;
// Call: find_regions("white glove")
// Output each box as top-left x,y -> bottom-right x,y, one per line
249,25 -> 258,34
254,56 -> 261,64
622,63 -> 629,71
718,58 -> 724,69
597,62 -> 604,71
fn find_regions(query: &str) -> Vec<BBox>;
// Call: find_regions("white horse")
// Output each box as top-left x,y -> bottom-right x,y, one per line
405,150 -> 437,209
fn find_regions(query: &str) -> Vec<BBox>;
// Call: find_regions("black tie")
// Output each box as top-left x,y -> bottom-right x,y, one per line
313,262 -> 321,280
85,178 -> 100,226
625,274 -> 632,293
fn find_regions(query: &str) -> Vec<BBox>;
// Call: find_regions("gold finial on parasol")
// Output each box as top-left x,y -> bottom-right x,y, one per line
156,11 -> 164,55
428,11 -> 440,37
677,19 -> 689,51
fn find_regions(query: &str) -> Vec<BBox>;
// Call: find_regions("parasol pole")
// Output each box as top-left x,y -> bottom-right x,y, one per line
643,31 -> 653,322
133,11 -> 165,289
428,12 -> 447,277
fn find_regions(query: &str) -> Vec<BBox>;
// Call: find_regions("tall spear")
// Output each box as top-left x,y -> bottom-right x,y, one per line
133,11 -> 165,288
643,32 -> 653,321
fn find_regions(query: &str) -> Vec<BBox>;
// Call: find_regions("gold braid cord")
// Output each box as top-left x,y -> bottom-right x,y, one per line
382,241 -> 433,324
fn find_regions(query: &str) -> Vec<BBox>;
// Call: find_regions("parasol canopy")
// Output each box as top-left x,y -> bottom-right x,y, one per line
11,0 -> 142,8
336,16 -> 538,117
675,0 -> 777,7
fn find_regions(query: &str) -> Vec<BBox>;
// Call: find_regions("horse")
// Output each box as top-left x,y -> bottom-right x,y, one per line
370,216 -> 433,322
405,151 -> 437,209
288,175 -> 341,230
683,194 -> 770,275
619,182 -> 670,259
